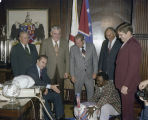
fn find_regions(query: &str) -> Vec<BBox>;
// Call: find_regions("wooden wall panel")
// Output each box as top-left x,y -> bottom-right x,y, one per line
133,0 -> 148,80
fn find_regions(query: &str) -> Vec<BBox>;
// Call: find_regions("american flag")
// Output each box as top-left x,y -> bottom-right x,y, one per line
79,0 -> 93,43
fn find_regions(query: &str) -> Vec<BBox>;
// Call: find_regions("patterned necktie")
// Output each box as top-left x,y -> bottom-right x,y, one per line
25,45 -> 29,54
82,46 -> 86,55
54,41 -> 58,56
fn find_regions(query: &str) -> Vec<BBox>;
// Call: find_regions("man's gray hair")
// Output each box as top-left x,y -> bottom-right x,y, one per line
51,25 -> 61,32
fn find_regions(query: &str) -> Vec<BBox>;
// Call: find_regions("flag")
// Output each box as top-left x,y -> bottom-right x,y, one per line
69,0 -> 79,49
79,0 -> 93,43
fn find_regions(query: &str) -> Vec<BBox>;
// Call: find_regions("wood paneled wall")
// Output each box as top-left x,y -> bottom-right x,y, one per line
133,0 -> 148,80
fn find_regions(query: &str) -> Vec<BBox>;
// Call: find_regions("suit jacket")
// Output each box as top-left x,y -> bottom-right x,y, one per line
26,64 -> 50,86
40,37 -> 69,79
70,43 -> 98,80
98,38 -> 122,80
115,37 -> 142,91
89,81 -> 121,113
10,42 -> 38,76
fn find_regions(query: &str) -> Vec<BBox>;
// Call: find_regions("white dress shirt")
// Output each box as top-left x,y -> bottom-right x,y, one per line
21,43 -> 30,53
108,37 -> 116,49
52,39 -> 60,47
36,65 -> 51,89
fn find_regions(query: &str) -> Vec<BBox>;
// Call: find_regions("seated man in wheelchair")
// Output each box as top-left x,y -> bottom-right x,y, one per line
74,72 -> 121,120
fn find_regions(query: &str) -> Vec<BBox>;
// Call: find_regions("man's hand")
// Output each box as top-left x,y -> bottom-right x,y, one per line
86,106 -> 96,118
121,85 -> 128,95
43,88 -> 48,95
64,73 -> 69,79
71,76 -> 76,83
51,85 -> 60,93
139,80 -> 148,90
139,97 -> 148,106
92,73 -> 96,79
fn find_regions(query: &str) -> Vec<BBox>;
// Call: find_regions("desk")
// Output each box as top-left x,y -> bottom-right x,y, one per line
0,98 -> 40,120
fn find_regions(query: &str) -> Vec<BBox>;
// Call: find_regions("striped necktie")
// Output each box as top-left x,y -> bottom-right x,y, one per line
54,41 -> 58,56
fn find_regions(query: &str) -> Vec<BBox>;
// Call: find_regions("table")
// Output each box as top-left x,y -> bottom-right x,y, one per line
0,98 -> 40,120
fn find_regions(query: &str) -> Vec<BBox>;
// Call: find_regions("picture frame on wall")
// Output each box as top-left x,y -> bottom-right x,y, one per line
6,9 -> 49,54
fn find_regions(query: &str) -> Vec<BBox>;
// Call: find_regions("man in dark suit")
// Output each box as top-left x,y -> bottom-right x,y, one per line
26,55 -> 64,120
98,27 -> 122,81
40,26 -> 69,100
10,31 -> 38,76
115,23 -> 142,120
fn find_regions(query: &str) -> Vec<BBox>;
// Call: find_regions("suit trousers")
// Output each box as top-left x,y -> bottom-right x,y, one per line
51,66 -> 64,101
43,90 -> 64,120
74,72 -> 94,100
121,90 -> 136,120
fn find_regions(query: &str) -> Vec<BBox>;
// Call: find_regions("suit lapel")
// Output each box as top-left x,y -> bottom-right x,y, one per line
28,44 -> 32,55
18,43 -> 29,55
35,65 -> 40,79
58,40 -> 63,55
85,43 -> 89,61
76,46 -> 84,60
109,39 -> 117,53
48,38 -> 55,54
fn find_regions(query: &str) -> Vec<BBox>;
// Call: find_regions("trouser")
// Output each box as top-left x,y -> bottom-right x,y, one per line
51,66 -> 64,102
140,106 -> 148,120
43,90 -> 64,120
121,90 -> 136,120
74,72 -> 94,100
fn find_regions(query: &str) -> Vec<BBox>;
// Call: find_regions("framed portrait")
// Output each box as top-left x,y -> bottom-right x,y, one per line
6,9 -> 49,54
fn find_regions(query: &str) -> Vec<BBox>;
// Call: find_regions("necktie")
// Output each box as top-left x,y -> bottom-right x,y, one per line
25,45 -> 30,54
40,70 -> 42,79
82,46 -> 86,55
54,41 -> 58,56
108,41 -> 112,52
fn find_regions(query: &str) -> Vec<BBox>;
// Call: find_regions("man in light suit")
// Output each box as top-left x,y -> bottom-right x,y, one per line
26,55 -> 64,120
70,34 -> 98,100
40,26 -> 69,100
115,23 -> 142,120
98,27 -> 122,81
10,31 -> 38,76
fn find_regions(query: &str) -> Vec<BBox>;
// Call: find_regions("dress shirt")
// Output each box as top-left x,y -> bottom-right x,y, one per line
80,42 -> 86,52
21,43 -> 30,53
108,37 -> 116,49
36,65 -> 51,89
52,39 -> 60,47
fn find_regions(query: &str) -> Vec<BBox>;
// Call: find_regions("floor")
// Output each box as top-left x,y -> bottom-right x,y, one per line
64,104 -> 74,119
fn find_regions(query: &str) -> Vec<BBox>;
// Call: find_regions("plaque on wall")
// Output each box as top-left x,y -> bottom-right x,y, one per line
6,9 -> 49,53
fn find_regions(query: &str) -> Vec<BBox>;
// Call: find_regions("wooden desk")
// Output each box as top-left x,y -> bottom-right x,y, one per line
0,98 -> 40,120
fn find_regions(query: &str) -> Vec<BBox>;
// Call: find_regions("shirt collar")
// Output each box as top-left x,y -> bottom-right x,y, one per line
36,65 -> 41,76
80,42 -> 86,50
52,39 -> 60,46
20,42 -> 29,48
108,37 -> 116,48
